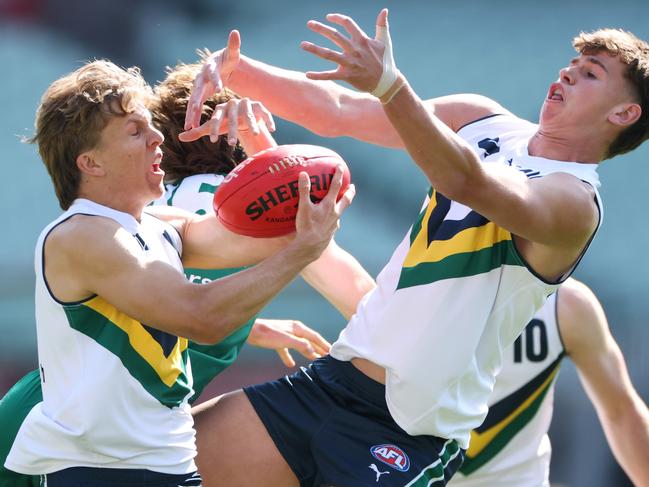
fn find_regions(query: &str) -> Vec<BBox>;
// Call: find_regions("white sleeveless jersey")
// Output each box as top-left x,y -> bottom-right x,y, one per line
449,292 -> 565,487
330,114 -> 601,448
154,173 -> 225,215
6,199 -> 197,475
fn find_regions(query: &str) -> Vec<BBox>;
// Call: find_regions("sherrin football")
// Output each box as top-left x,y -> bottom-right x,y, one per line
213,144 -> 351,237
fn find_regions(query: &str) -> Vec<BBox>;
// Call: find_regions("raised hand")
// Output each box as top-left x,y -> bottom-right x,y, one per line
301,9 -> 400,99
247,318 -> 331,368
179,96 -> 275,145
293,166 -> 355,259
184,30 -> 242,131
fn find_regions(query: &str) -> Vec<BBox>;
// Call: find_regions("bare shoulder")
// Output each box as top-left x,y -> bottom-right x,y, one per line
534,171 -> 599,242
45,214 -> 136,301
425,93 -> 514,132
47,214 -> 123,255
558,278 -> 608,354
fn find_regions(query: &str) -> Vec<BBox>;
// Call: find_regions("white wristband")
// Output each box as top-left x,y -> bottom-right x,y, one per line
371,24 -> 399,98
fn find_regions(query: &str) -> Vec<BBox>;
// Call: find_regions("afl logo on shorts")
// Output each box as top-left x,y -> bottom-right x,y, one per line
370,444 -> 410,472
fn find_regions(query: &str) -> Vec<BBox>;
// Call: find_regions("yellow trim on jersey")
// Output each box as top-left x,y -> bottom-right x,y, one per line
84,296 -> 188,387
404,215 -> 512,268
467,366 -> 560,456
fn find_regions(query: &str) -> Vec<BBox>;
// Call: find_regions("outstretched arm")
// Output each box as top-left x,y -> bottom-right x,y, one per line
47,168 -> 354,345
559,279 -> 649,486
298,9 -> 598,284
301,239 -> 376,320
183,31 -> 507,148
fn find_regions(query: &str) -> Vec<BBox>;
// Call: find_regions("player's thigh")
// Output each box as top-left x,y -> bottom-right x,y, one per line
192,389 -> 299,487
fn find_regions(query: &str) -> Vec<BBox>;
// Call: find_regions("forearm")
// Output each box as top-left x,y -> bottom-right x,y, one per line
598,396 -> 649,486
229,56 -> 399,146
382,78 -> 484,199
191,241 -> 319,344
301,244 -> 375,320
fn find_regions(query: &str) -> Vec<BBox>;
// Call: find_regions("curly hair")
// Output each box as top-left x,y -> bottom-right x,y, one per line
574,29 -> 649,158
151,62 -> 248,182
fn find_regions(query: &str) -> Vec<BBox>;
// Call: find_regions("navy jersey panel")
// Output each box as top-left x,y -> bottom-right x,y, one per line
244,356 -> 464,487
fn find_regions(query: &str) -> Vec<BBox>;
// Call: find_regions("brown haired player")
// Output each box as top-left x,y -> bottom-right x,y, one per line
184,12 -> 649,487
2,59 -> 355,486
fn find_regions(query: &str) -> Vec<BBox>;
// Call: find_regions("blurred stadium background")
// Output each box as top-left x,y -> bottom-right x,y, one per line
1,0 -> 648,485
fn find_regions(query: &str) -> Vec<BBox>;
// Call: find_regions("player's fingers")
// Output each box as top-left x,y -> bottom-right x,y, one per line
178,124 -> 207,142
254,102 -> 276,132
300,41 -> 346,65
322,165 -> 345,205
276,348 -> 296,368
209,106 -> 225,142
297,171 -> 312,207
289,337 -> 319,360
375,8 -> 388,33
227,30 -> 241,59
326,13 -> 366,40
242,98 -> 260,136
226,99 -> 239,145
339,183 -> 356,211
184,81 -> 208,130
306,20 -> 353,51
292,322 -> 332,354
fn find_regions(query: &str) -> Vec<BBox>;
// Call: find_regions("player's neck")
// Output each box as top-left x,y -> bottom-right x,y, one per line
76,187 -> 146,221
528,129 -> 606,164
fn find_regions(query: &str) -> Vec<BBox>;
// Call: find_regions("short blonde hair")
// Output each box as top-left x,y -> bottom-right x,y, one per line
574,29 -> 649,158
31,60 -> 153,209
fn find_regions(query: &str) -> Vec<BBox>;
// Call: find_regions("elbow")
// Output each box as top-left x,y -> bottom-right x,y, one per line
307,96 -> 350,138
188,321 -> 222,345
440,151 -> 486,204
181,297 -> 231,345
309,114 -> 344,138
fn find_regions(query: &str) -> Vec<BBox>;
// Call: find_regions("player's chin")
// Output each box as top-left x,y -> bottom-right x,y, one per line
147,176 -> 165,200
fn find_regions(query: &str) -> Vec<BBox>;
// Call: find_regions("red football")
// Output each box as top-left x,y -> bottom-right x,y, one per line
213,144 -> 351,237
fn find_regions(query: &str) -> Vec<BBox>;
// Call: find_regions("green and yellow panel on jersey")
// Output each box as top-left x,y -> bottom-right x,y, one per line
398,190 -> 520,290
459,354 -> 565,475
64,296 -> 192,408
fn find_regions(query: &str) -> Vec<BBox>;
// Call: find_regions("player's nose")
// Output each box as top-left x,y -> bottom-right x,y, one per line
149,125 -> 165,147
559,66 -> 575,85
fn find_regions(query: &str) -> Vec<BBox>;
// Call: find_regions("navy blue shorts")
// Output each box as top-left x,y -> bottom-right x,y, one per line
45,467 -> 201,486
244,355 -> 464,487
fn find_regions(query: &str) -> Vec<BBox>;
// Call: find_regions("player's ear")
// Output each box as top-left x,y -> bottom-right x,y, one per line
76,151 -> 106,177
608,102 -> 641,127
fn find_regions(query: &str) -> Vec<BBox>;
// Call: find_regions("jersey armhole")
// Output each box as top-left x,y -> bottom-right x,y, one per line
146,212 -> 184,258
554,288 -> 568,353
456,113 -> 506,133
508,182 -> 602,286
41,214 -> 98,306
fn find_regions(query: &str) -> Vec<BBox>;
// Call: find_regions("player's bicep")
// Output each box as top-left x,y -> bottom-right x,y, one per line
466,168 -> 599,247
74,228 -> 198,334
181,213 -> 292,269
